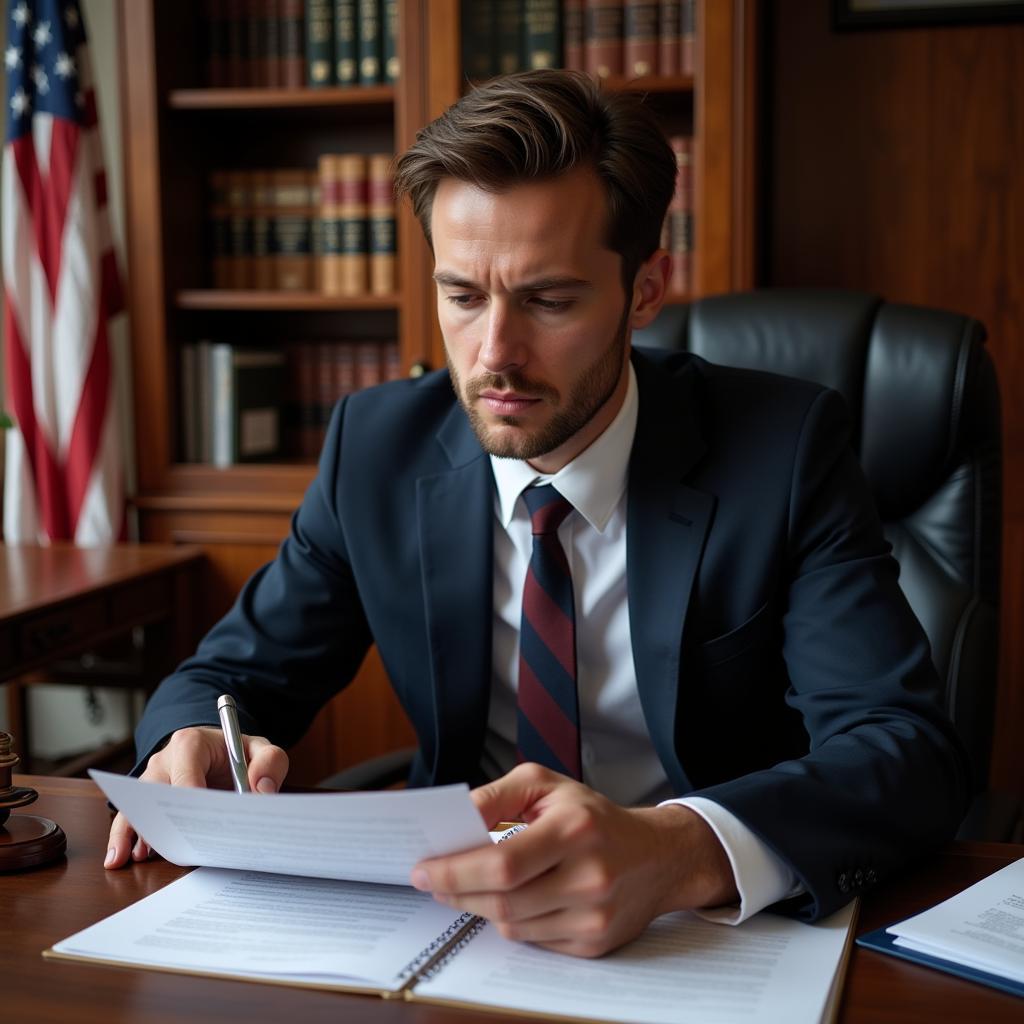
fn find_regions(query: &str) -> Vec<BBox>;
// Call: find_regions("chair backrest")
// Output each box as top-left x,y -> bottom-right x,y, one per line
635,288 -> 1002,790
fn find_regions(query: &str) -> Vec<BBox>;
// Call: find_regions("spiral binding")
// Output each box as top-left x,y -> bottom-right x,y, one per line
419,916 -> 489,980
395,910 -> 478,984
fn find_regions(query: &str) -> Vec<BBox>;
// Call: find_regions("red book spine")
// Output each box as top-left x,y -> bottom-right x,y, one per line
585,1 -> 624,80
681,0 -> 695,76
658,0 -> 680,77
624,1 -> 658,78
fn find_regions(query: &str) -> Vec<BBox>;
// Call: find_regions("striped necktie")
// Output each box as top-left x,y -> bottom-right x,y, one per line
516,484 -> 581,780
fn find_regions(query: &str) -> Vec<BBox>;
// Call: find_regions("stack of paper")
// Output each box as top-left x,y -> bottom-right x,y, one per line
857,857 -> 1024,998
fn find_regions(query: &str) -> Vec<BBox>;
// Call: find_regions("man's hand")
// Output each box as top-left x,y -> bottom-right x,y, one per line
104,726 -> 288,870
410,763 -> 739,958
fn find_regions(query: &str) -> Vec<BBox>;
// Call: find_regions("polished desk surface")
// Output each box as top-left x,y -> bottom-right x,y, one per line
4,777 -> 1022,1024
0,543 -> 203,620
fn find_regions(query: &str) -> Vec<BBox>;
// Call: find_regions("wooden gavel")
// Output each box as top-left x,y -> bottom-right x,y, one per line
0,732 -> 38,827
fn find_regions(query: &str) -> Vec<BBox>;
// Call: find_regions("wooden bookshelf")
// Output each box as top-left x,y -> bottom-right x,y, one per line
118,0 -> 759,784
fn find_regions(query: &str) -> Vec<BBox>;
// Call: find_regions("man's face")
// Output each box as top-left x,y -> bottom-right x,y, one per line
431,167 -> 634,474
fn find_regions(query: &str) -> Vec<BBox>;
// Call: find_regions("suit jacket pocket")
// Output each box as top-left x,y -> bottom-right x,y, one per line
695,600 -> 777,669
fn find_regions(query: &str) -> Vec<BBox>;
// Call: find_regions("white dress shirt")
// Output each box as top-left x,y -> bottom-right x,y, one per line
481,363 -> 800,924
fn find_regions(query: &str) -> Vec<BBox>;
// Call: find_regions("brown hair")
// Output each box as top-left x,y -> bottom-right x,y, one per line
393,69 -> 677,294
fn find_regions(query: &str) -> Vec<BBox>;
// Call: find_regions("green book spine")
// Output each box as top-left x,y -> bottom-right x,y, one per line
495,0 -> 524,75
334,0 -> 358,85
357,0 -> 382,85
306,0 -> 335,86
383,0 -> 398,83
523,0 -> 562,70
461,0 -> 496,80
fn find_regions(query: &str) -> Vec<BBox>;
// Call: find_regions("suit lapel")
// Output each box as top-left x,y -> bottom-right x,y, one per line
627,354 -> 715,794
417,403 -> 494,784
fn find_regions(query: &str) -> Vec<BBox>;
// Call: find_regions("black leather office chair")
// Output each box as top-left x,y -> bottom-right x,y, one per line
635,287 -> 1012,840
325,287 -> 1014,839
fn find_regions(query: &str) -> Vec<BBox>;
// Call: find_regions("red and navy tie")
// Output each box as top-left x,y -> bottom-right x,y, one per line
516,484 -> 581,780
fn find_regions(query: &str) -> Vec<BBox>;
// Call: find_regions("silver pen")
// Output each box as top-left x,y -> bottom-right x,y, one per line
217,694 -> 251,793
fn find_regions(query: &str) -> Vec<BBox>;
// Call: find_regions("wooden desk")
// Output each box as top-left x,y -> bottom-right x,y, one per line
0,544 -> 204,772
2,777 -> 1022,1023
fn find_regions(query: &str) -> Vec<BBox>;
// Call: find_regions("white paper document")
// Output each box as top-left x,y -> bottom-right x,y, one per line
415,902 -> 857,1024
887,856 -> 1024,984
90,769 -> 490,885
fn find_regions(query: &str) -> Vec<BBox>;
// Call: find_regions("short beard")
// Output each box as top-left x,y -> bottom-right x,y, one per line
449,302 -> 630,462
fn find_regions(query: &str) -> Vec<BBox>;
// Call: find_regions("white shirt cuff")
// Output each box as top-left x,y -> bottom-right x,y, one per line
659,795 -> 803,925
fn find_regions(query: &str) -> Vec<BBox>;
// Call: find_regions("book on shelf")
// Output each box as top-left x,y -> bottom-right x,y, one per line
665,132 -> 693,296
202,0 -> 398,88
181,342 -> 286,466
207,157 -> 395,296
624,0 -> 658,78
286,339 -> 402,460
585,0 -> 624,79
47,772 -> 857,1024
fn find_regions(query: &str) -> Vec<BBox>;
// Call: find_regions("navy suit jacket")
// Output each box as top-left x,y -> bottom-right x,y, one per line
137,347 -> 970,920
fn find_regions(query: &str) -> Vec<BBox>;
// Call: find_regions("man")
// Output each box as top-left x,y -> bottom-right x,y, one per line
106,70 -> 969,958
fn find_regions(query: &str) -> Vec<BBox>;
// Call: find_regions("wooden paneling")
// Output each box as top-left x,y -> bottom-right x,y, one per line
767,1 -> 1024,795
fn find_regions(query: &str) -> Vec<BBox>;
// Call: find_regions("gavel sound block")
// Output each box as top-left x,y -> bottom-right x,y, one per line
0,731 -> 66,871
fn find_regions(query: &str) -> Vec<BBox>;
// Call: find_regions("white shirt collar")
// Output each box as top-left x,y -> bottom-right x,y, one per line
490,362 -> 638,533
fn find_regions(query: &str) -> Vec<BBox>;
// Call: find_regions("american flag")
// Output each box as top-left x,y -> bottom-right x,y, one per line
3,0 -> 124,544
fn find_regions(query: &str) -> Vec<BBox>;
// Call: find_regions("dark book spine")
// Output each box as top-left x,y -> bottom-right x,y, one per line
272,169 -> 315,291
383,0 -> 399,83
333,341 -> 357,399
358,0 -> 382,85
495,0 -> 524,76
205,0 -> 229,87
250,170 -> 276,290
306,0 -> 335,86
334,0 -> 358,85
523,0 -> 561,70
658,0 -> 680,76
383,340 -> 401,382
668,134 -> 692,295
563,0 -> 584,71
585,0 -> 624,79
356,340 -> 383,389
461,0 -> 496,81
246,0 -> 267,86
680,0 -> 695,75
226,171 -> 254,288
263,0 -> 281,86
226,0 -> 248,86
209,171 -> 231,287
280,0 -> 306,88
624,0 -> 658,78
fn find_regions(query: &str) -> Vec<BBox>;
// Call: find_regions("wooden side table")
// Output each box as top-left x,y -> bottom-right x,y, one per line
0,543 -> 204,773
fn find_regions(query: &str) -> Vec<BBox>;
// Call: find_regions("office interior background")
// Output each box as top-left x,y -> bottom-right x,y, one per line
0,0 -> 1021,808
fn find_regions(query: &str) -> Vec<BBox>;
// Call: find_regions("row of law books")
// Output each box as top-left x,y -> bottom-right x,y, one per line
208,155 -> 397,295
663,134 -> 693,295
462,0 -> 695,81
180,339 -> 401,466
203,0 -> 398,88
288,339 -> 403,459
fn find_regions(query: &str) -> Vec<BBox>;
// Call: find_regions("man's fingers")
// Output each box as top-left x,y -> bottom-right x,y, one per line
245,736 -> 289,793
470,762 -> 566,827
104,811 -> 137,869
413,820 -> 562,895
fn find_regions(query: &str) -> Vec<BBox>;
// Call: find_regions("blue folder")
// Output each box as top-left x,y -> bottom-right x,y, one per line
857,925 -> 1024,1000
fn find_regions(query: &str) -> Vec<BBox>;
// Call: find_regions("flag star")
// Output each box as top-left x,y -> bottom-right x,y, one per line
4,45 -> 21,71
65,6 -> 80,30
55,52 -> 76,78
33,21 -> 53,48
32,65 -> 50,94
10,87 -> 31,117
12,3 -> 30,28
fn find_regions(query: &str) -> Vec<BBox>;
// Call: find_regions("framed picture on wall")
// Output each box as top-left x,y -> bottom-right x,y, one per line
834,0 -> 1024,29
